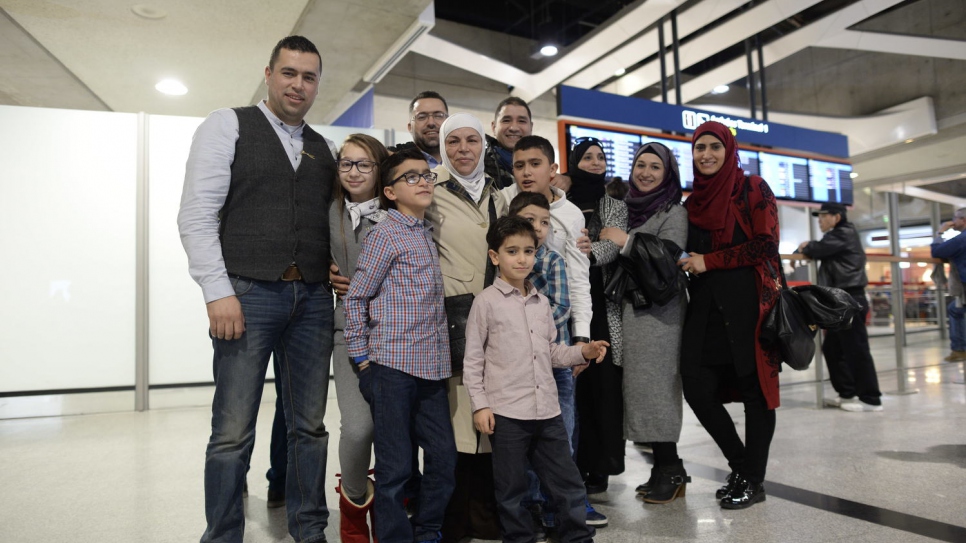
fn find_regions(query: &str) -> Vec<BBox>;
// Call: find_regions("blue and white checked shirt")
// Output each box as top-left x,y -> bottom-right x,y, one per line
344,209 -> 451,380
529,244 -> 571,346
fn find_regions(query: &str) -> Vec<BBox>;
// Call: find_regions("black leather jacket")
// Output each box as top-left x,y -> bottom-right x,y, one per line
801,222 -> 868,291
483,135 -> 516,189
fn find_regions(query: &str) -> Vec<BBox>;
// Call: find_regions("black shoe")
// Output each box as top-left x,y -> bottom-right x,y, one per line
641,461 -> 690,504
267,488 -> 285,508
635,466 -> 659,496
584,473 -> 609,495
719,475 -> 766,509
715,472 -> 737,500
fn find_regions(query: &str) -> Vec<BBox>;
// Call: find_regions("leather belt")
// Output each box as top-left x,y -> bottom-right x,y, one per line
281,264 -> 302,281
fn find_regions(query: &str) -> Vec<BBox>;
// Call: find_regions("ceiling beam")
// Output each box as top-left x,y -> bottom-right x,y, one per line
815,30 -> 966,61
877,185 -> 966,208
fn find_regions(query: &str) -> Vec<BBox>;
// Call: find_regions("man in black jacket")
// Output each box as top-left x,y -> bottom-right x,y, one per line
484,96 -> 533,188
798,203 -> 883,412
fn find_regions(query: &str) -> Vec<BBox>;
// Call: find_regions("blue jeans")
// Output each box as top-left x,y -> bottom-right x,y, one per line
362,363 -> 456,543
202,277 -> 333,543
948,299 -> 966,352
525,368 -> 576,504
491,415 -> 592,543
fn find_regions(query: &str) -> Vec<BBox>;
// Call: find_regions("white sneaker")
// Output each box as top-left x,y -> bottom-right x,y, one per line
824,396 -> 857,408
840,401 -> 883,412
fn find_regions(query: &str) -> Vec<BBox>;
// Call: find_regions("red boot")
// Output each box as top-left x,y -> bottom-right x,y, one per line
337,476 -> 376,543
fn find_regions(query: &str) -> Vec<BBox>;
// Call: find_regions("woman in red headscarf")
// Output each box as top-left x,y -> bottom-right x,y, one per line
677,121 -> 781,510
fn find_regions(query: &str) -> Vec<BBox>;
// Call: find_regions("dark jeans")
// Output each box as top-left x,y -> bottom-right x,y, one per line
490,414 -> 593,543
363,363 -> 457,543
266,353 -> 287,493
203,277 -> 332,543
682,364 -> 776,484
822,294 -> 882,406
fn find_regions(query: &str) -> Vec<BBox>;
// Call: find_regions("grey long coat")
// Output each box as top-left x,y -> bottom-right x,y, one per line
621,204 -> 688,442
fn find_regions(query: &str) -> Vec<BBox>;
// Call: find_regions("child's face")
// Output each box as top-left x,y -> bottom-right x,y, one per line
384,159 -> 434,214
512,148 -> 557,199
514,205 -> 551,247
338,142 -> 377,203
488,233 -> 536,285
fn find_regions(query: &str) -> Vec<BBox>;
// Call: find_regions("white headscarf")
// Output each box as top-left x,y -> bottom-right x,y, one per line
440,113 -> 487,202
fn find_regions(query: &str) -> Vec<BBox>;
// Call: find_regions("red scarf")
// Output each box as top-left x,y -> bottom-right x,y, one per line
684,121 -> 745,249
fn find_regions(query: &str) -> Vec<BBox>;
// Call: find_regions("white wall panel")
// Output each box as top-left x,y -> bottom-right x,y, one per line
0,105 -> 137,392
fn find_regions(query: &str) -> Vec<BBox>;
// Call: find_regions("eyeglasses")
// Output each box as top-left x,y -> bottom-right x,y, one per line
390,171 -> 438,186
337,159 -> 376,174
412,112 -> 448,123
571,136 -> 604,151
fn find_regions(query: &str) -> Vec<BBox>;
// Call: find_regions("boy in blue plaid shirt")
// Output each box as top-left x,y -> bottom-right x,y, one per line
344,148 -> 456,543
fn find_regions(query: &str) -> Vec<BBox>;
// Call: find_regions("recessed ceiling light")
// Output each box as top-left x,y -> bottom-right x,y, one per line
540,45 -> 558,57
850,172 -> 859,179
614,68 -> 626,76
131,4 -> 166,19
711,84 -> 729,94
155,79 -> 187,96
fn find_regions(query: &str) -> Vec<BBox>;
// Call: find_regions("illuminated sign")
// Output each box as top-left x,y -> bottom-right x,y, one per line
681,110 -> 769,134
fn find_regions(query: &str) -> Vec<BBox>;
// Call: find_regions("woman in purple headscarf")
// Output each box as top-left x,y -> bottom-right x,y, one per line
599,141 -> 689,504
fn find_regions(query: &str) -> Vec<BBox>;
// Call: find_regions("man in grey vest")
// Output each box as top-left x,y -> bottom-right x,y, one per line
178,35 -> 336,543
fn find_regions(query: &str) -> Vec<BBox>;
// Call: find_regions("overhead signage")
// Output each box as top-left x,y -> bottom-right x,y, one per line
557,85 -> 849,158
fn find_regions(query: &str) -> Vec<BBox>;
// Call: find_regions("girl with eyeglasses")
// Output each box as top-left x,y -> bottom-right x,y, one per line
329,133 -> 389,543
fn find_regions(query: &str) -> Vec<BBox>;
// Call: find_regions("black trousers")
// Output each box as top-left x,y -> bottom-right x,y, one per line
823,294 -> 882,405
682,364 -> 776,484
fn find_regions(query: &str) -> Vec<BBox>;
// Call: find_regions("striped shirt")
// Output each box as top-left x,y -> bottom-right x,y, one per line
344,209 -> 451,381
529,244 -> 571,345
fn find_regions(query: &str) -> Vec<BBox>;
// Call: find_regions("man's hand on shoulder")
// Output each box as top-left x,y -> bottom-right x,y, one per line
207,296 -> 245,340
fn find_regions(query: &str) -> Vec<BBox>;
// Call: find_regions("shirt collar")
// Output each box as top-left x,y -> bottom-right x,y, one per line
387,208 -> 429,230
493,276 -> 537,299
257,100 -> 304,136
419,149 -> 442,170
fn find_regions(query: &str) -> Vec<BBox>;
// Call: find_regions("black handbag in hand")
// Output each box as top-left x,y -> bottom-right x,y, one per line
760,263 -> 817,371
794,285 -> 862,331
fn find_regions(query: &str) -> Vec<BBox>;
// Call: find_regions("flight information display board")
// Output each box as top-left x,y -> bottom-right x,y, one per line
562,123 -> 852,205
809,159 -> 854,204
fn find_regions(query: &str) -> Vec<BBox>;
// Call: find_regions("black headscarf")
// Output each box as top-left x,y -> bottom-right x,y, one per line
567,138 -> 607,211
625,142 -> 683,229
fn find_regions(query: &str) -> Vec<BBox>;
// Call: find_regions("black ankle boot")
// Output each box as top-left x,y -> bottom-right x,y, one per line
715,472 -> 737,499
635,466 -> 658,496
719,474 -> 766,509
642,461 -> 690,504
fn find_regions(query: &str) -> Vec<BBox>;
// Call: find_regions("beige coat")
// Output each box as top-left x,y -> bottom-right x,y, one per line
425,172 -> 507,453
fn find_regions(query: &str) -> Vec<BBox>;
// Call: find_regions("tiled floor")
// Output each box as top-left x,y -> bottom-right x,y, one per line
1,332 -> 963,542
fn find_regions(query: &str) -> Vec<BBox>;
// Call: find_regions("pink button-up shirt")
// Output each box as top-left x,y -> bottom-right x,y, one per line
463,277 -> 587,421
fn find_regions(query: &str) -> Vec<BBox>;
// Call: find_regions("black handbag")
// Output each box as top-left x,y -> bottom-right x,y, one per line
603,266 -> 650,309
760,263 -> 817,371
605,232 -> 688,309
794,285 -> 862,331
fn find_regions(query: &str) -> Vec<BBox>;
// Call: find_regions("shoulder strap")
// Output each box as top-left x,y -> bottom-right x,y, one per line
483,193 -> 498,287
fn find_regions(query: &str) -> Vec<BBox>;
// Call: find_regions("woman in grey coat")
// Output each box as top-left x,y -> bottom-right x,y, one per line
599,141 -> 689,504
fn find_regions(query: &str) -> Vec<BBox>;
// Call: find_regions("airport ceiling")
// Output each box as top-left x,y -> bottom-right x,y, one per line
1,0 -> 964,217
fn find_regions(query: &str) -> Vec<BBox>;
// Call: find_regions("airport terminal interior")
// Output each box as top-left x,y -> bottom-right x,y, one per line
1,0 -> 965,541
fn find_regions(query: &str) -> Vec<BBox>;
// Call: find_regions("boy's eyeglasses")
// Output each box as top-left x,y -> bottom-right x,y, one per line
571,136 -> 604,150
337,159 -> 376,174
412,112 -> 448,123
390,171 -> 438,186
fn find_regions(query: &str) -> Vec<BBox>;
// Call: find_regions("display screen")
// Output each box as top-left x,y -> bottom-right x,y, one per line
758,152 -> 810,200
809,160 -> 854,204
563,123 -> 852,204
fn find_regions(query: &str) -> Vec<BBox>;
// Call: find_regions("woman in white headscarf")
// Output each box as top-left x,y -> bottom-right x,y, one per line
426,113 -> 508,541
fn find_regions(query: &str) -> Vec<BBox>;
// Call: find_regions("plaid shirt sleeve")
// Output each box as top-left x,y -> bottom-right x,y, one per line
530,248 -> 571,346
343,227 -> 396,361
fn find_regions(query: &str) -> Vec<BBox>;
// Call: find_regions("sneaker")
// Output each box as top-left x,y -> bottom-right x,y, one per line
823,395 -> 857,408
944,351 -> 966,362
840,401 -> 883,412
585,502 -> 607,527
267,488 -> 285,508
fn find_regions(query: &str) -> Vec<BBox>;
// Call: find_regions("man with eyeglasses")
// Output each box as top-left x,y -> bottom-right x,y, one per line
406,90 -> 449,168
485,97 -> 534,189
178,35 -> 336,543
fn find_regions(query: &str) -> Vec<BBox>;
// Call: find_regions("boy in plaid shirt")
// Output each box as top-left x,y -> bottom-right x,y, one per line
344,148 -> 456,543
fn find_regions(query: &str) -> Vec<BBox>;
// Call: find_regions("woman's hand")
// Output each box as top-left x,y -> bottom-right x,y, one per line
678,252 -> 707,275
598,227 -> 628,248
577,229 -> 592,256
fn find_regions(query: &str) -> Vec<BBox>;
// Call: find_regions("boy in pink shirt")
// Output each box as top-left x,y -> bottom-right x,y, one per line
462,216 -> 608,543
